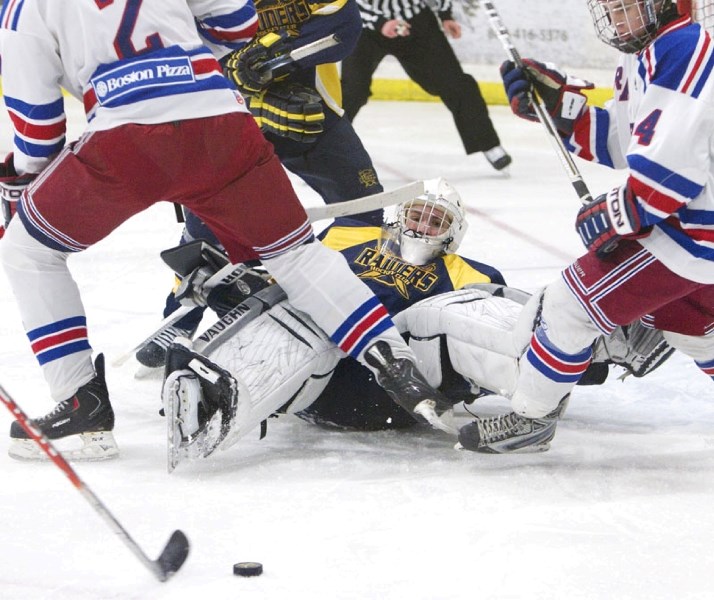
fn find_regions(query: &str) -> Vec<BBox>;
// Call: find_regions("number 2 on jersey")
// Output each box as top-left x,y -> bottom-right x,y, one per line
95,0 -> 163,59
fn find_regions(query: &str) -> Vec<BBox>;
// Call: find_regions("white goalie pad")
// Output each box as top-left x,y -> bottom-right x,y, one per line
205,300 -> 343,449
393,286 -> 535,397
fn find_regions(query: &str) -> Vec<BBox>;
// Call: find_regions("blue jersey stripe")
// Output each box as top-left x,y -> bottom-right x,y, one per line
629,154 -> 703,198
27,316 -> 87,341
14,135 -> 64,159
36,340 -> 92,365
4,95 -> 64,120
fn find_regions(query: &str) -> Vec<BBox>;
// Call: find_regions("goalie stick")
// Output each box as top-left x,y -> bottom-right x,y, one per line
306,180 -> 424,221
482,0 -> 593,206
116,182 -> 422,367
112,260 -> 259,367
0,384 -> 190,582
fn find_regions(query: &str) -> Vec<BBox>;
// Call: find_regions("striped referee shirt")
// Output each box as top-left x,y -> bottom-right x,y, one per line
356,0 -> 454,31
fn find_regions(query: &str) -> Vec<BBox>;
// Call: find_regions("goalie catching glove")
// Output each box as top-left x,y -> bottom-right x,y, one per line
249,81 -> 325,143
222,31 -> 293,95
575,185 -> 652,258
501,59 -> 593,136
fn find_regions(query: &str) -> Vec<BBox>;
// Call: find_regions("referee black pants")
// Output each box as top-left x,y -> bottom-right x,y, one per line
341,9 -> 501,154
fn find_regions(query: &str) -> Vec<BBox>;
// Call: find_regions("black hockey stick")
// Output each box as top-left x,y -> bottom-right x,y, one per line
482,0 -> 593,205
0,384 -> 190,582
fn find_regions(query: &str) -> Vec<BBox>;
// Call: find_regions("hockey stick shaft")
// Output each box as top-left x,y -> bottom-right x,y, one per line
111,305 -> 195,367
306,180 -> 425,221
0,384 -> 189,582
120,183 -> 422,366
260,34 -> 341,74
482,0 -> 593,205
112,261 -> 259,367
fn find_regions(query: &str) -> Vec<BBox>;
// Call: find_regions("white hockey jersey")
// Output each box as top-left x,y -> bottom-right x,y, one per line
0,0 -> 258,175
566,16 -> 714,284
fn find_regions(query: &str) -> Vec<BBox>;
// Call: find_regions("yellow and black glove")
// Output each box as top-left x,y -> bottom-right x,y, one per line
249,82 -> 325,143
223,32 -> 293,95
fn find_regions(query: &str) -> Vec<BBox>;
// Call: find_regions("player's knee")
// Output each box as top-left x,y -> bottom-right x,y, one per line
1,217 -> 62,273
541,278 -> 601,352
663,330 -> 714,363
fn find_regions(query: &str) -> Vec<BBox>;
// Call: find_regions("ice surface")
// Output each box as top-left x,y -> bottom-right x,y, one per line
0,97 -> 712,600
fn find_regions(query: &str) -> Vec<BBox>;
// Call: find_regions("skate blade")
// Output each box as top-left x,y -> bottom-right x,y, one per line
413,401 -> 458,435
167,392 -> 224,473
8,431 -> 119,462
454,441 -> 551,454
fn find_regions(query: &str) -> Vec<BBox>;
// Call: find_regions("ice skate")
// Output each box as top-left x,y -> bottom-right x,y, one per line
135,322 -> 199,370
364,340 -> 457,434
456,395 -> 569,454
484,145 -> 512,171
8,354 -> 118,461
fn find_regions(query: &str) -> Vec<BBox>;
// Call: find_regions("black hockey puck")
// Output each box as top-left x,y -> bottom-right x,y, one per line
233,562 -> 263,577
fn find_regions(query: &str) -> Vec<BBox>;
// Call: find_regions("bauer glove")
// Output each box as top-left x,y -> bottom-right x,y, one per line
0,153 -> 35,230
249,81 -> 325,143
501,59 -> 593,136
575,185 -> 652,258
222,31 -> 293,95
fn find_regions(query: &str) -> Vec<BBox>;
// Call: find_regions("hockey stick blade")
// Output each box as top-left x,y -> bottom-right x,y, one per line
306,181 -> 425,222
154,530 -> 190,582
0,384 -> 191,582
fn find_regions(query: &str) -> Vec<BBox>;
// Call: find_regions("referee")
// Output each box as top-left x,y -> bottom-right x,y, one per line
342,0 -> 511,171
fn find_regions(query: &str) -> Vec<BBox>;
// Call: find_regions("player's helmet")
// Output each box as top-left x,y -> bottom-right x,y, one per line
381,177 -> 468,265
586,0 -> 681,53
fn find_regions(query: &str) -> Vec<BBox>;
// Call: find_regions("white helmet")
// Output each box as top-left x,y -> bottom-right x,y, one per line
586,0 -> 681,53
381,177 -> 468,265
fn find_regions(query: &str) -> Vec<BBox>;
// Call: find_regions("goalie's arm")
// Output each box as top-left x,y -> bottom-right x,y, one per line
293,0 -> 365,65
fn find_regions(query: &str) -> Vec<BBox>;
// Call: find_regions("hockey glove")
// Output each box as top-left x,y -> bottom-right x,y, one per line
1,153 -> 35,231
501,59 -> 593,136
174,259 -> 272,316
222,31 -> 293,95
249,81 -> 325,143
206,269 -> 272,317
575,185 -> 652,258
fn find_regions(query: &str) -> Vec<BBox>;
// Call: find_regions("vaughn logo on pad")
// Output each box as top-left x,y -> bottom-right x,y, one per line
91,56 -> 195,105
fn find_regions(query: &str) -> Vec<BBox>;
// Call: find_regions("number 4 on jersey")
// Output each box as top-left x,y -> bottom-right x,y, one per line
633,109 -> 662,146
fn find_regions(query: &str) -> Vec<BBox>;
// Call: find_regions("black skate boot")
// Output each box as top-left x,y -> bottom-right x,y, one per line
135,317 -> 202,369
364,340 -> 457,434
484,145 -> 512,171
457,395 -> 570,454
9,354 -> 119,461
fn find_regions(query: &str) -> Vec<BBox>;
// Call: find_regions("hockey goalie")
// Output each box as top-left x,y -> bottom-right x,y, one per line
159,180 -> 674,470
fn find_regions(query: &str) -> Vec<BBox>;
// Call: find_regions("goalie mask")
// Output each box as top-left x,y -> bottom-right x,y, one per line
587,0 -> 681,53
381,177 -> 468,265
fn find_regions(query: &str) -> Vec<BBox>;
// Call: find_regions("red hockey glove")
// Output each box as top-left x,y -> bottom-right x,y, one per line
501,59 -> 593,135
1,153 -> 36,229
575,185 -> 652,258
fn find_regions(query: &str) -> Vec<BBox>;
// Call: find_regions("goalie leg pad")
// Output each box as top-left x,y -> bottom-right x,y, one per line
207,302 -> 342,449
394,286 -> 530,397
